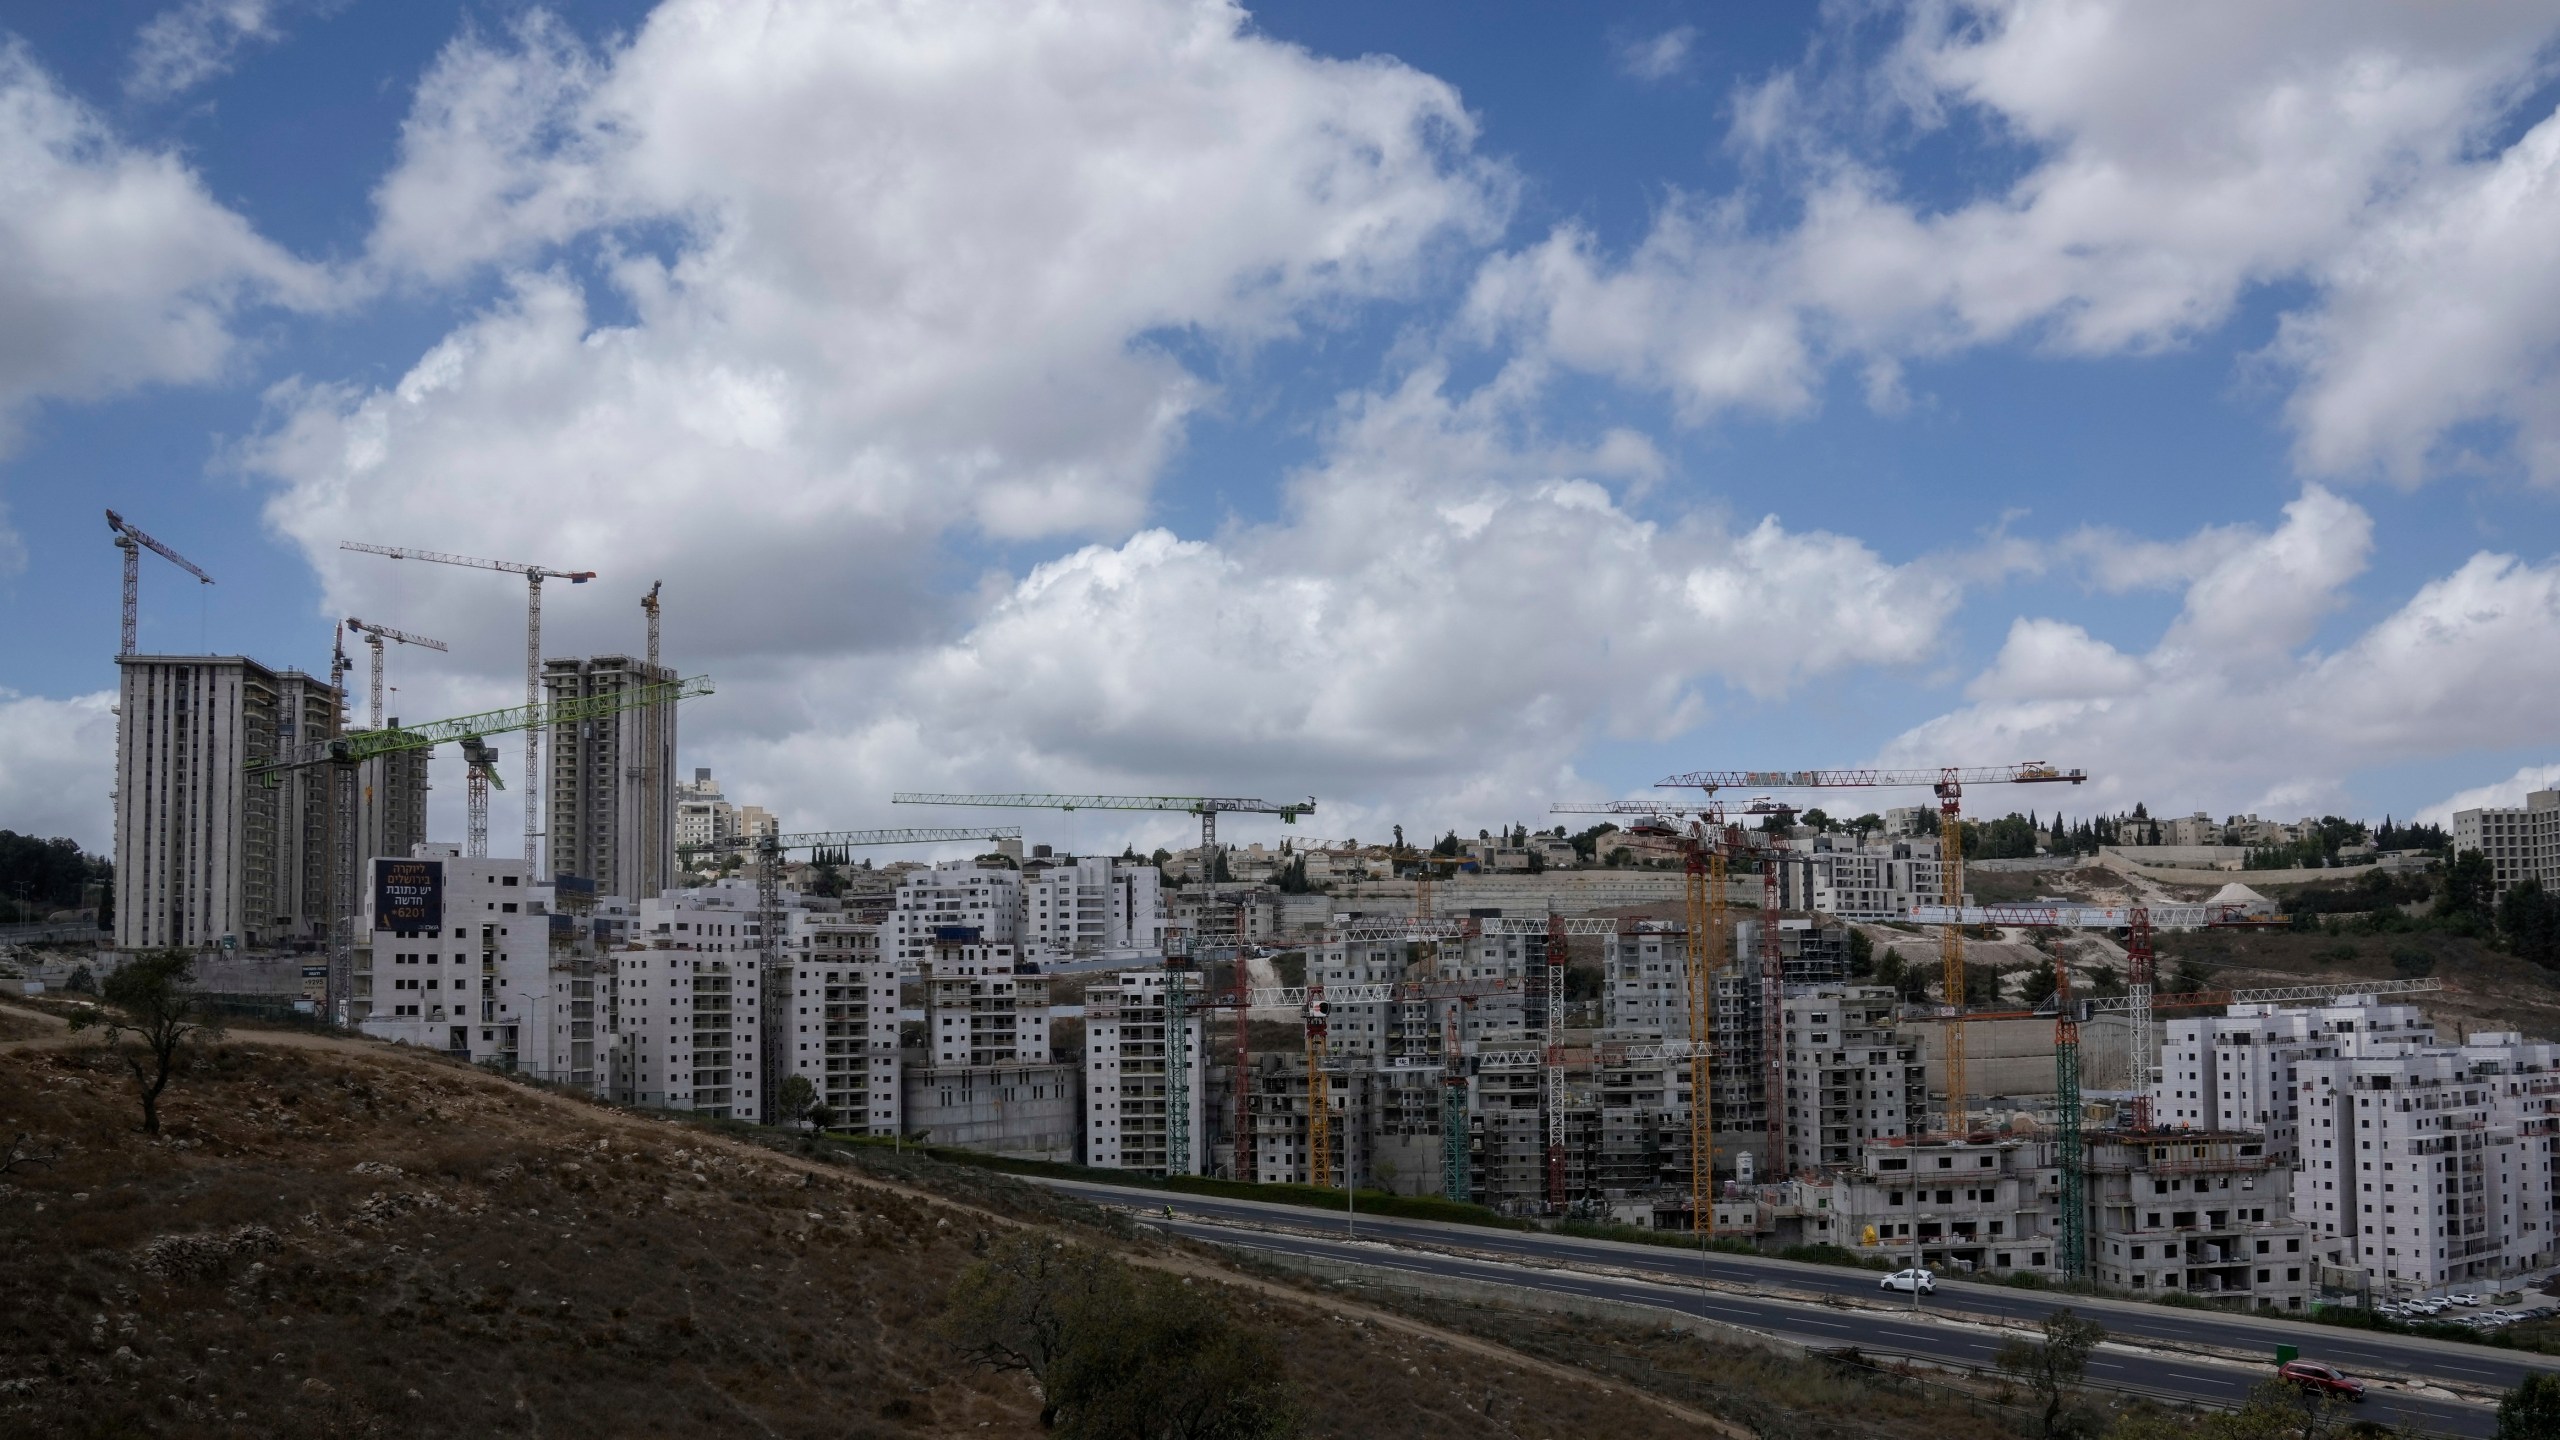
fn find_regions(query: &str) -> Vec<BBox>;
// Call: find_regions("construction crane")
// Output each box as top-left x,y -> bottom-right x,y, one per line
891,791 -> 1316,859
1197,946 -> 1530,1193
1441,1002 -> 1479,1203
2123,907 -> 2156,1130
105,509 -> 213,656
2053,944 -> 2085,1277
248,672 -> 709,1017
678,824 -> 1025,1124
638,582 -> 667,897
1304,981 -> 1333,1187
342,542 -> 597,868
1742,800 -> 1797,1179
1543,912 -> 1569,1209
1656,763 -> 2087,1138
343,617 -> 448,730
1554,800 -> 1740,1231
458,736 -> 504,860
251,675 -> 710,777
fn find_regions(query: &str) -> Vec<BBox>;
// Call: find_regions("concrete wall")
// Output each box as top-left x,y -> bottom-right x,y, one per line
1909,1015 -> 2064,1101
2097,849 -> 2375,888
902,1062 -> 1080,1162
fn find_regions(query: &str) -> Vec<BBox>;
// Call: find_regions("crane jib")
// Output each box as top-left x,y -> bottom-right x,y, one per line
244,675 -> 713,774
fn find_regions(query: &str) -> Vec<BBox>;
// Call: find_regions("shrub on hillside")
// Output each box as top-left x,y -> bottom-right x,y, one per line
940,1233 -> 1295,1437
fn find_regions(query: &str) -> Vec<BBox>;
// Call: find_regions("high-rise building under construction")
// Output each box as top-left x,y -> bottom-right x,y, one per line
542,654 -> 678,898
113,654 -> 339,950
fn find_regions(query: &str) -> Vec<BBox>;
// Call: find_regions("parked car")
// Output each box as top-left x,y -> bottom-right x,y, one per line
2451,1293 -> 2483,1307
1880,1268 -> 1936,1295
2279,1360 -> 2367,1402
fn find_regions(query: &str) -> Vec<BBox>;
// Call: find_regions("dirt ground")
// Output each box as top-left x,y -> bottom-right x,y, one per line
0,1009 -> 1814,1439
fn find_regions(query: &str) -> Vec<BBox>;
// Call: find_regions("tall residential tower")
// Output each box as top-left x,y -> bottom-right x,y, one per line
542,654 -> 678,897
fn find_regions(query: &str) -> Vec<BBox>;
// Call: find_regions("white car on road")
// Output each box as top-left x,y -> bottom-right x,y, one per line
1880,1268 -> 1937,1295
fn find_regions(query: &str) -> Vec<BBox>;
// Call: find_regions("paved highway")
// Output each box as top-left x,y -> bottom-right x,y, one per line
1042,1179 -> 2531,1437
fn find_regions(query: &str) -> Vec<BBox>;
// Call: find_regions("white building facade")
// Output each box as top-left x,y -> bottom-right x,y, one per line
2453,790 -> 2560,899
1084,969 -> 1207,1175
359,849 -> 596,1081
1019,854 -> 1165,962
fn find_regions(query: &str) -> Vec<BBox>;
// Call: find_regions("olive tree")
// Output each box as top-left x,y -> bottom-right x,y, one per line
1995,1307 -> 2105,1439
68,949 -> 219,1136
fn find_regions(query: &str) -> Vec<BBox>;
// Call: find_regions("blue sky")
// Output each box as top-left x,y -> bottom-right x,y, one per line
5,0 -> 2560,857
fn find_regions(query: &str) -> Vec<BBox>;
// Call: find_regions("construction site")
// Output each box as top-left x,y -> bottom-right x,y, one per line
67,512 -> 2472,1297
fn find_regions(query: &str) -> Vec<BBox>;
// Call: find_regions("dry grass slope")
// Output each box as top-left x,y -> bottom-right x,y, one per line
0,1025 -> 1777,1439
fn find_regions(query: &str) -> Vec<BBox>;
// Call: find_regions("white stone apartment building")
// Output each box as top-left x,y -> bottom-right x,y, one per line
2295,1042 -> 2560,1296
2453,790 -> 2560,899
613,885 -> 769,1119
922,940 -> 1050,1067
674,768 -> 735,853
113,654 -> 341,951
1603,924 -> 1693,1036
776,909 -> 901,1137
1085,969 -> 1207,1176
1803,837 -> 1949,921
2155,995 -> 2560,1296
780,952 -> 901,1136
1778,986 -> 1926,1174
2154,999 -> 2437,1163
614,946 -> 760,1118
1020,853 -> 1164,962
2158,813 -> 2219,846
886,862 -> 1023,967
1829,1139 -> 2059,1277
358,849 -> 600,1084
2084,1132 -> 2314,1309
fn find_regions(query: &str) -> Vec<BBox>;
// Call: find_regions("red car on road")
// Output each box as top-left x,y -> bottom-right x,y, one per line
2278,1360 -> 2367,1402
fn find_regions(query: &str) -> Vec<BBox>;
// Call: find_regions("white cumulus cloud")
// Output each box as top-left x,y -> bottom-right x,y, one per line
2419,766 -> 2560,829
0,41 -> 327,455
1886,485 -> 2560,819
682,369 -> 1962,845
127,0 -> 314,99
243,0 -> 1520,841
1469,1 -> 2560,482
1617,26 -> 1696,83
0,691 -> 118,851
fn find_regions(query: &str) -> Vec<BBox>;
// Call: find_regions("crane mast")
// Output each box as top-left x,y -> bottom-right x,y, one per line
1441,1002 -> 1469,1202
638,582 -> 668,899
1758,812 -> 1790,1175
1544,911 -> 1569,1211
459,736 -> 503,860
1934,773 -> 1970,1136
105,509 -> 214,656
2053,943 -> 2086,1278
1304,983 -> 1331,1188
344,617 -> 449,730
2124,907 -> 2156,1130
1232,903 -> 1255,1184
